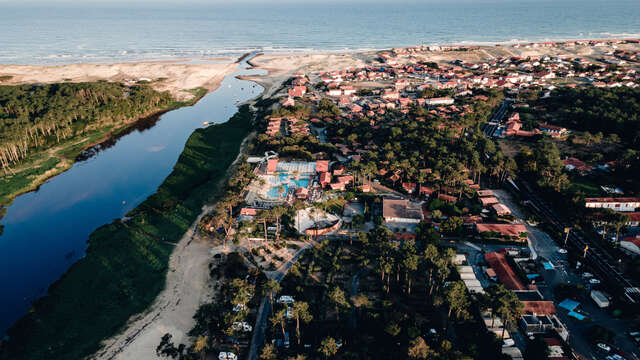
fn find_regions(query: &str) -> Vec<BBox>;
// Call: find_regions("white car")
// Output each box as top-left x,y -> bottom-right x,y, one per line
597,343 -> 611,352
590,278 -> 601,285
219,352 -> 238,360
582,272 -> 593,278
558,248 -> 568,254
503,339 -> 515,347
277,295 -> 295,304
232,321 -> 253,332
232,304 -> 246,312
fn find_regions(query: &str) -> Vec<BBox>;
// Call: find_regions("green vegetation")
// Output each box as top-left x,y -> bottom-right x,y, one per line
544,86 -> 640,146
0,82 -> 206,208
0,105 -> 254,360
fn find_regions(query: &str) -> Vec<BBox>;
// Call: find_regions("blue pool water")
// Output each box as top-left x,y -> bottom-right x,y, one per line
265,176 -> 310,198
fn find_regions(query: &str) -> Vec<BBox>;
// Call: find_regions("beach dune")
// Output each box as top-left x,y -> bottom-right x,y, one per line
0,61 -> 238,101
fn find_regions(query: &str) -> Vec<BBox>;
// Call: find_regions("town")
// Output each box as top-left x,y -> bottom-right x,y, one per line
158,39 -> 640,360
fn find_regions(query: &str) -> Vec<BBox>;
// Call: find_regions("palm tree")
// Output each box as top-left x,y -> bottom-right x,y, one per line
260,343 -> 277,360
193,335 -> 208,360
408,336 -> 435,359
497,288 -> 524,340
264,279 -> 281,311
445,281 -> 471,333
270,308 -> 287,339
291,301 -> 313,344
328,286 -> 349,320
319,336 -> 339,359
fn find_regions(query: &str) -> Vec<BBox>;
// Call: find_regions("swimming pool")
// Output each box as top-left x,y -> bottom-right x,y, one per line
264,174 -> 310,199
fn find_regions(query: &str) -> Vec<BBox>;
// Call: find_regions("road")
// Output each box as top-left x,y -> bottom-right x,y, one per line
247,242 -> 313,360
482,100 -> 511,138
494,188 -> 640,360
511,179 -> 640,305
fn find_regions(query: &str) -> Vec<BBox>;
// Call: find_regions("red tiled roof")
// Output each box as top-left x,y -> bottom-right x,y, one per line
266,158 -> 279,173
485,252 -> 526,290
316,160 -> 329,173
522,301 -> 556,315
476,223 -> 528,237
240,208 -> 258,216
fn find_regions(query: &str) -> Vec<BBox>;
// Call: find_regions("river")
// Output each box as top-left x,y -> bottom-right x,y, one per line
0,56 -> 265,335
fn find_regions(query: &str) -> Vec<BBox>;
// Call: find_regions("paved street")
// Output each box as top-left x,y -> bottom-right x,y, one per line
493,189 -> 640,360
247,242 -> 313,360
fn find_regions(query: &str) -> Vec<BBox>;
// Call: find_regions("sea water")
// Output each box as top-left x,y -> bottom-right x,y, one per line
0,0 -> 639,64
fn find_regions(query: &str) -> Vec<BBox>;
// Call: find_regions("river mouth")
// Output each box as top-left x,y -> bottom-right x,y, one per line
0,54 -> 266,335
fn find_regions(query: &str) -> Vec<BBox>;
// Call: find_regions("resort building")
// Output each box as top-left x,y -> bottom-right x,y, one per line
382,198 -> 423,224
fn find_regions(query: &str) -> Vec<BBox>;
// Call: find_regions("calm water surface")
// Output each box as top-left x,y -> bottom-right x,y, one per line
0,58 -> 265,335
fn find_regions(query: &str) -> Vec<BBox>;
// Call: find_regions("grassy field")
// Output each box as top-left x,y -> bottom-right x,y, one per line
0,105 -> 253,360
0,87 -> 207,210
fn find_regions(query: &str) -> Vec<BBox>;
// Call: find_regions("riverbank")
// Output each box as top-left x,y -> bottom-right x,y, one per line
0,105 -> 254,360
0,87 -> 208,216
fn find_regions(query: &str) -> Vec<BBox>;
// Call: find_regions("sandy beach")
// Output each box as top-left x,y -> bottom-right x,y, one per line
0,61 -> 238,101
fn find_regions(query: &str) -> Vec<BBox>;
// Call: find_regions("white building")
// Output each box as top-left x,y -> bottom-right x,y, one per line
425,97 -> 455,106
382,198 -> 423,224
585,197 -> 640,212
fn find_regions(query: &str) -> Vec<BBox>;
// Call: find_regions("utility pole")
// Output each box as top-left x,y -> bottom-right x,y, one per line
564,227 -> 571,247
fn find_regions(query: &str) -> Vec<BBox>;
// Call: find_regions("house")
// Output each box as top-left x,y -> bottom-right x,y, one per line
584,197 -> 640,212
266,158 -> 279,174
327,89 -> 342,97
485,251 -> 527,290
425,97 -> 455,106
515,290 -> 556,315
402,182 -> 417,194
476,224 -> 528,239
538,122 -> 567,137
239,208 -> 259,221
280,96 -> 295,107
479,196 -> 499,206
492,203 -> 512,216
621,236 -> 640,256
419,185 -> 434,196
288,86 -> 307,97
477,190 -> 494,197
329,182 -> 346,191
358,184 -> 371,193
295,187 -> 309,199
316,160 -> 329,173
438,194 -> 457,203
563,157 -> 593,173
319,172 -> 331,187
382,198 -> 423,224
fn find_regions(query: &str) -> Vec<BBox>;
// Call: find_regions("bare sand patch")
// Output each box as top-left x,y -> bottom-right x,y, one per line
0,61 -> 237,101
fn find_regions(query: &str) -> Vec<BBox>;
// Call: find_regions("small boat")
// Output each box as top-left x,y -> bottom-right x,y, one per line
203,122 -> 209,126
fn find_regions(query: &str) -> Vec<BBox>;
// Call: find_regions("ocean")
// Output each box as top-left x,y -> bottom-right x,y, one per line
0,0 -> 639,65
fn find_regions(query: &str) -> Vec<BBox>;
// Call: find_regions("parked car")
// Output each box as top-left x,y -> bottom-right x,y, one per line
277,295 -> 295,304
232,304 -> 246,312
582,272 -> 593,278
219,352 -> 238,360
590,278 -> 601,285
558,248 -> 568,254
597,343 -> 611,352
503,339 -> 515,347
232,321 -> 252,332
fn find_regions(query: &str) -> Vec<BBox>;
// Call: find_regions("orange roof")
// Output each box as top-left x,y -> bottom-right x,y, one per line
485,252 -> 526,290
266,158 -> 279,173
240,208 -> 258,216
522,301 -> 556,315
476,223 -> 527,237
438,194 -> 457,203
316,160 -> 329,173
479,196 -> 499,206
